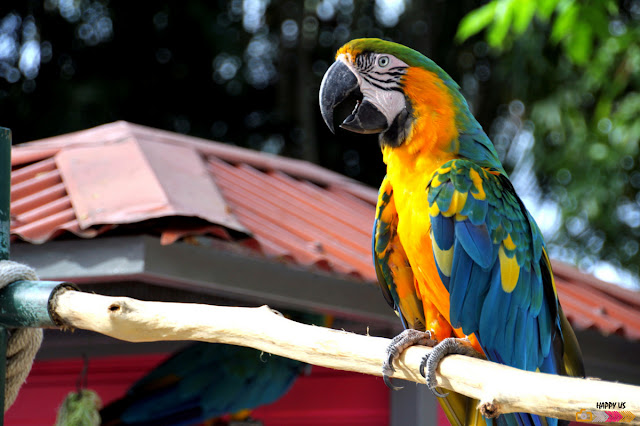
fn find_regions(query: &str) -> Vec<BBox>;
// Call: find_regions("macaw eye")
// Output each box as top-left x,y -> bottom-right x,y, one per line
378,56 -> 390,67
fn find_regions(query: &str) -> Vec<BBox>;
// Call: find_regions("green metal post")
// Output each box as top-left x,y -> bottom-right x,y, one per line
0,130 -> 74,422
0,127 -> 10,258
0,281 -> 76,328
0,127 -> 11,422
0,128 -> 8,261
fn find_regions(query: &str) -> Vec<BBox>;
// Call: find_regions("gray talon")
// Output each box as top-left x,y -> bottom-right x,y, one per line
419,337 -> 483,398
382,329 -> 437,391
419,353 -> 429,378
383,373 -> 404,391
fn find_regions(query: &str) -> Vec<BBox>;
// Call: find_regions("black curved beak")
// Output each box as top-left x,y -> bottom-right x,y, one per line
319,60 -> 388,134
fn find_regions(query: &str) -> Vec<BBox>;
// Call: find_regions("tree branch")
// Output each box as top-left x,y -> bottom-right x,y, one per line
52,289 -> 640,424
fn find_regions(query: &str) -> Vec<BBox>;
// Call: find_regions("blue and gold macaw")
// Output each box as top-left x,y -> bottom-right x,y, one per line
319,38 -> 584,426
100,343 -> 305,426
101,312 -> 329,426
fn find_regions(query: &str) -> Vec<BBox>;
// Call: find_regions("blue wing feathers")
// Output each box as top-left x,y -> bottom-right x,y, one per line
500,303 -> 518,366
435,182 -> 454,212
451,166 -> 472,191
487,208 -> 502,230
531,412 -> 544,426
514,308 -> 528,370
495,409 -> 521,426
457,261 -> 493,333
493,224 -> 507,244
463,196 -> 489,226
530,271 -> 543,316
108,343 -> 304,425
431,159 -> 568,371
476,267 -> 501,348
448,240 -> 473,330
478,269 -> 512,352
526,315 -> 539,372
519,413 -> 534,426
516,412 -> 534,426
512,267 -> 532,311
426,159 -> 581,426
538,301 -> 552,358
540,350 -> 558,375
454,220 -> 493,269
431,213 -> 454,250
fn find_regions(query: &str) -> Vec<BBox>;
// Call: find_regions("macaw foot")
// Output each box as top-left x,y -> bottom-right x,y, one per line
382,329 -> 437,390
419,337 -> 484,397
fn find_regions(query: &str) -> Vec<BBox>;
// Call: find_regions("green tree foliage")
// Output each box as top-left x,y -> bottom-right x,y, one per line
457,0 -> 640,284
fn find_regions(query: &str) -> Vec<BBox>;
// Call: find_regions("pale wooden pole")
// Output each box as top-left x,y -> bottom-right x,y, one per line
52,289 -> 640,424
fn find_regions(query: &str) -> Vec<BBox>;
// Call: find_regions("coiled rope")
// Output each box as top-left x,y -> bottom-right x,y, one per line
0,260 -> 43,411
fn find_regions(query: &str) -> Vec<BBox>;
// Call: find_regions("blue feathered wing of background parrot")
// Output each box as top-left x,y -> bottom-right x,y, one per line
99,343 -> 304,426
319,38 -> 584,426
100,312 -> 328,426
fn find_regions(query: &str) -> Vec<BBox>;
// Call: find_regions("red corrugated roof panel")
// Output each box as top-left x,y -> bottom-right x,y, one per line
9,121 -> 640,340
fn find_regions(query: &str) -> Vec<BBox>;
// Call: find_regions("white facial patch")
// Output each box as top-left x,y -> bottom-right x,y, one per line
336,53 -> 409,128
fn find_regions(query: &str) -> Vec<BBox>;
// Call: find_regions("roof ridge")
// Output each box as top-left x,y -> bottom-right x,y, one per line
13,121 -> 379,203
124,122 -> 378,202
15,121 -> 132,149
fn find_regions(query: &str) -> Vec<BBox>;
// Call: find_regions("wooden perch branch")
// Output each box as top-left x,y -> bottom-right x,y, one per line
52,289 -> 640,424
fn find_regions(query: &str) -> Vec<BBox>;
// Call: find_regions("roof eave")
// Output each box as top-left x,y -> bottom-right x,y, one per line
10,234 -> 397,326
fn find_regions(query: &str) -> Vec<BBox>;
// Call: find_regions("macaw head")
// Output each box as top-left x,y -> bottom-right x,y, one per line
319,38 -> 470,150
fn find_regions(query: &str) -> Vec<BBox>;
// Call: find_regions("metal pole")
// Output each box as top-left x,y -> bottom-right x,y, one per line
0,127 -> 11,421
0,127 -> 10,259
0,130 -> 75,421
0,281 -> 76,328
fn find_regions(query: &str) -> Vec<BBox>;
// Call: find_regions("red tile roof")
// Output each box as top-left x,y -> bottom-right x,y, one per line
10,121 -> 640,339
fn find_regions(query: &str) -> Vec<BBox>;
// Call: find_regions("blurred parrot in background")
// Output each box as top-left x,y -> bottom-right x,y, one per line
101,312 -> 328,426
100,343 -> 304,426
319,38 -> 585,426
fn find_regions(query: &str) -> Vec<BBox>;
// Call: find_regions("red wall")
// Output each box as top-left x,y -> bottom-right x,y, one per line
6,354 -> 390,425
